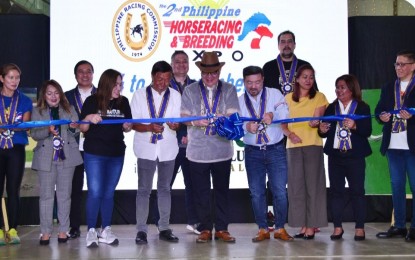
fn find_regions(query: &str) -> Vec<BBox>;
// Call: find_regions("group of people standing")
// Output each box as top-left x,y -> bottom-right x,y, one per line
0,29 -> 414,248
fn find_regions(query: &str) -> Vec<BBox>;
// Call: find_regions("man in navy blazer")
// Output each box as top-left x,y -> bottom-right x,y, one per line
375,50 -> 415,242
64,60 -> 97,239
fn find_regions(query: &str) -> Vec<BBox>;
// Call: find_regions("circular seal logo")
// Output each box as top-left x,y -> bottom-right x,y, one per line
112,0 -> 162,62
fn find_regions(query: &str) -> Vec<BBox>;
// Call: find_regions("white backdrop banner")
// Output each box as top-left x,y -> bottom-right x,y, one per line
51,0 -> 348,189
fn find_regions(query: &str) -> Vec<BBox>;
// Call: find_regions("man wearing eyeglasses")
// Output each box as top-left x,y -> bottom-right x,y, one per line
239,66 -> 293,243
262,30 -> 318,96
375,50 -> 415,242
181,51 -> 240,243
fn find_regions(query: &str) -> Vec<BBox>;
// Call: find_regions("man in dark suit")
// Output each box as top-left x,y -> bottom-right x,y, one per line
375,50 -> 415,242
64,60 -> 96,239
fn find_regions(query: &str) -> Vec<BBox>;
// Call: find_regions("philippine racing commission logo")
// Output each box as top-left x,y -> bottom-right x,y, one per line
112,0 -> 161,62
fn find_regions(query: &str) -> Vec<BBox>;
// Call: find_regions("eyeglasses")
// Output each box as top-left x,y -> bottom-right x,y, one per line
394,62 -> 414,68
201,70 -> 219,77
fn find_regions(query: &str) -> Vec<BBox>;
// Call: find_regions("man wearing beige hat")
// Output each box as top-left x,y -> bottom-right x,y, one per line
181,51 -> 240,243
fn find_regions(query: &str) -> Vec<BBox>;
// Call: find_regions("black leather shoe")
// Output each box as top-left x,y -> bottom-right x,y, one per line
135,231 -> 148,244
376,226 -> 407,239
405,227 -> 415,242
159,229 -> 179,242
330,229 -> 344,240
68,227 -> 81,239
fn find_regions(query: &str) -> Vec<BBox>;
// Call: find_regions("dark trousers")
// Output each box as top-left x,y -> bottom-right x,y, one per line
69,155 -> 84,229
0,144 -> 25,229
328,152 -> 366,229
189,159 -> 232,231
171,147 -> 199,225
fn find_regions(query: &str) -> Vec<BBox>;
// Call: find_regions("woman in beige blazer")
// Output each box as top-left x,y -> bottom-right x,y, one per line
31,80 -> 83,245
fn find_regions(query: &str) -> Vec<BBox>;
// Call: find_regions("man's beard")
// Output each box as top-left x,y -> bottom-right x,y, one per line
281,50 -> 294,59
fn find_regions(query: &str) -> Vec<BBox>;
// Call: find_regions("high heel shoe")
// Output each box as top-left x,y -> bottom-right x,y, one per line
58,234 -> 69,243
330,229 -> 344,240
303,233 -> 315,240
354,230 -> 365,241
39,234 -> 50,246
294,233 -> 305,238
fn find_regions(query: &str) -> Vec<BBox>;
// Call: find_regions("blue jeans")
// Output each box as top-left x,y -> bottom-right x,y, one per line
386,149 -> 415,228
245,142 -> 288,229
84,153 -> 124,229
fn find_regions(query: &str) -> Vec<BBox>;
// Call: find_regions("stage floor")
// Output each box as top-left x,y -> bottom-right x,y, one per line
1,223 -> 414,259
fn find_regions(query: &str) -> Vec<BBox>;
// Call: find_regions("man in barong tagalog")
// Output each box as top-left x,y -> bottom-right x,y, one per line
181,51 -> 240,243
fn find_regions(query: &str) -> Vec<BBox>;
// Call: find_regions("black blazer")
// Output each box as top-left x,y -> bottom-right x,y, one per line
375,81 -> 415,155
319,100 -> 372,158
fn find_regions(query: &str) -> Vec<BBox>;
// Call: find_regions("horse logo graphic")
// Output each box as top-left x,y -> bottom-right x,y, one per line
130,24 -> 144,38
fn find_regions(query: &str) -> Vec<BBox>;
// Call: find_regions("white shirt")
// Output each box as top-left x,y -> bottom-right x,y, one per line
130,87 -> 181,161
78,85 -> 95,151
239,87 -> 288,146
389,81 -> 409,150
333,99 -> 352,149
78,86 -> 94,102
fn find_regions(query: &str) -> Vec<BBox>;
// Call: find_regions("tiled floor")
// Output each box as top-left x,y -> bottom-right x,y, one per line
1,223 -> 414,259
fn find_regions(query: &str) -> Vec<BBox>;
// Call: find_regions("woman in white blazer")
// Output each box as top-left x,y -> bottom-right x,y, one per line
31,80 -> 83,245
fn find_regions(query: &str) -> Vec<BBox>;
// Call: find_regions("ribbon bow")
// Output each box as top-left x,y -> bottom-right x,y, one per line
216,112 -> 244,140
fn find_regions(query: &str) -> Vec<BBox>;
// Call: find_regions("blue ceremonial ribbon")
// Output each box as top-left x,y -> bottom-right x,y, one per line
2,108 -> 415,130
215,112 -> 244,140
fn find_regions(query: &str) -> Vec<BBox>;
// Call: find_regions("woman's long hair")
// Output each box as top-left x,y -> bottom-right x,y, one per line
96,69 -> 122,115
37,79 -> 71,115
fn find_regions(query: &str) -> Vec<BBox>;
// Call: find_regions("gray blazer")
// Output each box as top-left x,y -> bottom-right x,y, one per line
31,105 -> 83,172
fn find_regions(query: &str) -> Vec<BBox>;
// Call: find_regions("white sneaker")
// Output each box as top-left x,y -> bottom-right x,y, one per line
186,224 -> 201,235
86,228 -> 98,248
98,226 -> 119,245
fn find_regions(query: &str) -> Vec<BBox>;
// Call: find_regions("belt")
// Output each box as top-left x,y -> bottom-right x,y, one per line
246,138 -> 284,151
